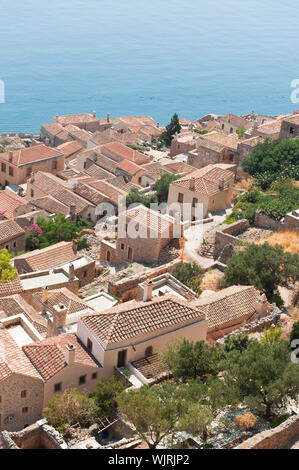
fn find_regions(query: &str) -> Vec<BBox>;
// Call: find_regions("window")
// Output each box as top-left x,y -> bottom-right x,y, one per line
117,350 -> 127,367
52,160 -> 57,170
1,163 -> 6,173
13,242 -> 16,248
290,127 -> 295,134
178,193 -> 184,203
83,270 -> 87,278
54,382 -> 62,393
87,338 -> 93,352
22,407 -> 28,414
145,346 -> 153,357
230,127 -> 233,133
79,375 -> 86,385
92,372 -> 98,380
21,390 -> 27,398
121,243 -> 125,250
30,189 -> 34,198
138,177 -> 142,184
9,167 -> 13,177
128,247 -> 133,260
192,197 -> 198,207
26,166 -> 32,177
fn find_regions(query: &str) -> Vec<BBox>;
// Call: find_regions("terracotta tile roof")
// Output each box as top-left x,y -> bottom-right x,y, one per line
81,295 -> 205,346
118,116 -> 155,126
163,162 -> 195,175
64,125 -> 91,146
13,241 -> 80,272
172,164 -> 234,196
0,278 -> 23,297
40,123 -> 70,141
86,154 -> 118,174
106,176 -> 139,193
30,195 -> 70,216
56,113 -> 97,125
0,219 -> 25,243
256,117 -> 287,135
102,142 -> 151,165
56,169 -> 86,181
142,162 -> 173,179
83,163 -> 114,180
31,287 -> 90,315
201,120 -> 220,129
0,144 -> 63,166
0,295 -> 47,335
199,131 -> 239,150
124,205 -> 174,236
116,159 -> 142,176
0,327 -> 42,382
73,182 -> 111,206
0,189 -> 25,219
87,179 -> 126,205
57,141 -> 83,158
131,353 -> 171,380
23,333 -> 99,382
191,285 -> 260,329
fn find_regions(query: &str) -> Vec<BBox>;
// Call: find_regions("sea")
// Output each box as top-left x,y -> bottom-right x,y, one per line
0,0 -> 299,133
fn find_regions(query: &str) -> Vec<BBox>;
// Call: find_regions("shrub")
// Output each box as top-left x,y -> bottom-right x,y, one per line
234,412 -> 257,430
271,414 -> 291,428
77,237 -> 89,249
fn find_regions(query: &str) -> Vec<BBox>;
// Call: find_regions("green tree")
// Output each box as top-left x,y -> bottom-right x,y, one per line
171,262 -> 205,295
37,214 -> 79,245
117,384 -> 182,449
178,403 -> 213,441
159,113 -> 181,147
0,249 -> 18,282
163,339 -> 220,382
154,174 -> 182,202
260,327 -> 282,344
223,340 -> 299,418
220,243 -> 299,301
92,377 -> 126,416
224,333 -> 250,354
242,138 -> 299,189
43,387 -> 97,435
290,321 -> 299,344
236,127 -> 245,138
125,189 -> 158,208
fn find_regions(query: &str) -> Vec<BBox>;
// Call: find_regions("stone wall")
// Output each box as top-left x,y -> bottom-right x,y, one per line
254,211 -> 282,230
108,259 -> 183,300
235,415 -> 299,449
0,421 -> 68,449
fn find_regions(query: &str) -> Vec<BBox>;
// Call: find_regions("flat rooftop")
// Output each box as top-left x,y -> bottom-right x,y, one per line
20,269 -> 73,291
6,323 -> 35,347
84,292 -> 117,312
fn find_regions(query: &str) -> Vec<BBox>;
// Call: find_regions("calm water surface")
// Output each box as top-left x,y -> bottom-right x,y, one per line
0,0 -> 299,132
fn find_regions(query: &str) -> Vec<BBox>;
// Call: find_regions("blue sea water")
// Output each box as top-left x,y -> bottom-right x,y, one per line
0,0 -> 299,133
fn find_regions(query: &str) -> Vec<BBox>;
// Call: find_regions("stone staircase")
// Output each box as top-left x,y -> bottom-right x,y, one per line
198,230 -> 216,259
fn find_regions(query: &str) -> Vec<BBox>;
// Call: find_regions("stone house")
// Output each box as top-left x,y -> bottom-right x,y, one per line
26,172 -> 97,223
0,189 -> 26,219
40,123 -> 71,147
0,219 -> 25,253
100,205 -> 178,264
170,132 -> 197,157
12,240 -> 95,288
188,132 -> 239,169
100,141 -> 151,165
115,160 -> 144,185
279,114 -> 299,139
218,113 -> 251,134
167,164 -> 234,220
139,162 -> 173,188
191,285 -> 269,340
0,328 -> 44,432
0,145 -> 64,187
53,112 -> 104,133
56,141 -> 83,162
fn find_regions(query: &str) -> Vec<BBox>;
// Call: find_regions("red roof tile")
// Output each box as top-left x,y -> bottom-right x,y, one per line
0,144 -> 63,166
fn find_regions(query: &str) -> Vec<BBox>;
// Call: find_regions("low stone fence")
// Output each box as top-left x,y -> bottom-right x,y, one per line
0,420 -> 68,449
216,306 -> 281,345
108,258 -> 183,300
235,415 -> 299,449
214,219 -> 249,259
254,210 -> 299,232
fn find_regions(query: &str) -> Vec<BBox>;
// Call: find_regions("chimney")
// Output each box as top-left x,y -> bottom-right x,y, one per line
156,122 -> 159,128
42,286 -> 49,303
65,344 -> 76,365
189,177 -> 196,191
143,281 -> 153,302
69,262 -> 75,280
53,303 -> 68,329
218,178 -> 224,191
69,203 -> 76,221
107,113 -> 110,123
44,137 -> 50,146
8,151 -> 13,162
72,239 -> 78,253
92,110 -> 96,118
255,293 -> 269,317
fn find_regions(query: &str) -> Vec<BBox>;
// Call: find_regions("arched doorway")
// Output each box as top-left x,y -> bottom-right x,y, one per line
145,346 -> 153,357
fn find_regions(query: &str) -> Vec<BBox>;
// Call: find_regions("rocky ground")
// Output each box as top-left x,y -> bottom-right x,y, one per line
237,227 -> 273,241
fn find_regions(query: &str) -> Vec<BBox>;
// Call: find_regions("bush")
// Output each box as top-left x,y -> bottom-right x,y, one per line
271,414 -> 291,428
77,237 -> 89,249
171,262 -> 205,295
